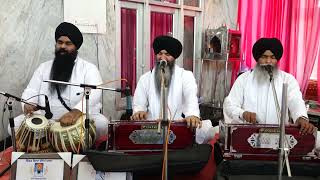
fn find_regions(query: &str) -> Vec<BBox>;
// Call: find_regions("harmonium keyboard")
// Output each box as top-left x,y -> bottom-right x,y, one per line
219,122 -> 319,161
107,120 -> 195,152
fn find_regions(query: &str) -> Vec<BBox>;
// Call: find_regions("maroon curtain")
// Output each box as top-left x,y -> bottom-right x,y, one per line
150,12 -> 173,69
121,8 -> 137,94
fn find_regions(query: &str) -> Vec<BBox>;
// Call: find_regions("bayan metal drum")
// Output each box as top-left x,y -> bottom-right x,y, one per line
49,115 -> 96,153
16,114 -> 51,153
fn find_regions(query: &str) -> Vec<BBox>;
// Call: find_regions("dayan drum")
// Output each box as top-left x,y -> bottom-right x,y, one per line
107,120 -> 195,152
219,122 -> 317,160
16,114 -> 51,153
49,115 -> 96,153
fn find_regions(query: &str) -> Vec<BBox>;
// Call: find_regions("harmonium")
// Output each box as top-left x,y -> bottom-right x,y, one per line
107,120 -> 195,153
219,122 -> 319,161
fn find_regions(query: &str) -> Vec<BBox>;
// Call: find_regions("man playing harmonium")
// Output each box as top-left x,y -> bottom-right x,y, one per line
8,22 -> 108,152
131,35 -> 215,144
223,37 -> 316,135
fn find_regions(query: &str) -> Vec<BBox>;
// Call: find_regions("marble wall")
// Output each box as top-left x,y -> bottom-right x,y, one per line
0,0 -> 117,140
204,0 -> 238,30
0,0 -> 238,140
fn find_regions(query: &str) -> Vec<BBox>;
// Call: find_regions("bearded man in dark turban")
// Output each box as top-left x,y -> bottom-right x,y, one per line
10,22 -> 108,144
131,35 -> 216,144
224,37 -> 315,136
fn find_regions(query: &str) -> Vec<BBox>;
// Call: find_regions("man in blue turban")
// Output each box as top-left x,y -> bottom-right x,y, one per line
224,37 -> 315,135
10,22 -> 108,152
131,35 -> 215,144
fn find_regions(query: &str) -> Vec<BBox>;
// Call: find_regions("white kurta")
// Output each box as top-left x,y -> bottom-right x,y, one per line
133,65 -> 213,144
133,65 -> 200,120
10,57 -> 108,138
223,69 -> 307,124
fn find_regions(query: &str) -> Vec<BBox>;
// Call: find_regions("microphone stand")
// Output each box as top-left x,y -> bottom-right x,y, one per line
277,83 -> 291,180
43,80 -> 122,152
125,83 -> 133,116
269,73 -> 281,124
268,71 -> 291,179
7,98 -> 16,152
0,91 -> 49,152
160,68 -> 169,180
84,87 -> 91,152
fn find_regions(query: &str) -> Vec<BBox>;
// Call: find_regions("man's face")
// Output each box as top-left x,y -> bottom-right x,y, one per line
257,50 -> 277,66
55,36 -> 77,55
156,50 -> 175,63
50,36 -> 78,93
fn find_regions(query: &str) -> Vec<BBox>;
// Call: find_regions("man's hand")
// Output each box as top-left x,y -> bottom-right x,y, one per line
296,117 -> 315,135
184,115 -> 202,129
130,111 -> 148,121
59,109 -> 82,127
242,111 -> 257,124
24,104 -> 39,115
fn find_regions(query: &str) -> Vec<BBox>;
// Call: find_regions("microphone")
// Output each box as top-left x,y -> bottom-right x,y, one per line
260,64 -> 274,81
44,95 -> 53,119
125,83 -> 133,116
159,59 -> 167,69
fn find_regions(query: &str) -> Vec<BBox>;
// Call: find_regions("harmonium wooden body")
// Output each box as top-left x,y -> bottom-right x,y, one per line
219,122 -> 319,161
107,120 -> 195,152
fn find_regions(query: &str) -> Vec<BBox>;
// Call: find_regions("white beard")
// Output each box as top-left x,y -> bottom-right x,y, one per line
154,62 -> 175,96
254,63 -> 279,83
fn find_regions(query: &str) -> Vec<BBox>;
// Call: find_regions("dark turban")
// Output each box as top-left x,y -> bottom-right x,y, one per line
252,38 -> 283,61
55,22 -> 83,49
153,36 -> 183,59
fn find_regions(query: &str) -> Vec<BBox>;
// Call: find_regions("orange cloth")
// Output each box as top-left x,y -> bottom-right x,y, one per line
0,146 -> 13,180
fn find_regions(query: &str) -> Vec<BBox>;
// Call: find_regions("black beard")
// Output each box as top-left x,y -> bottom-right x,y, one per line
49,49 -> 78,93
154,60 -> 175,96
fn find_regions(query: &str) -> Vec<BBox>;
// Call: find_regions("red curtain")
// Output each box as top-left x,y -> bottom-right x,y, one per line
121,8 -> 137,94
238,0 -> 320,96
150,12 -> 173,69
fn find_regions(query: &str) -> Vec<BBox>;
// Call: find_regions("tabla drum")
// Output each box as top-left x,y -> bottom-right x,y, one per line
49,115 -> 96,153
16,114 -> 51,153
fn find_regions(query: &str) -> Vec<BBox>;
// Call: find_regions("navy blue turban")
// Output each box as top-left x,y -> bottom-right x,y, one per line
153,35 -> 183,59
252,38 -> 283,61
55,22 -> 83,49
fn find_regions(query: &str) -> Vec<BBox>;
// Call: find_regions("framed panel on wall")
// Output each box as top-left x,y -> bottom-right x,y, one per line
10,152 -> 72,180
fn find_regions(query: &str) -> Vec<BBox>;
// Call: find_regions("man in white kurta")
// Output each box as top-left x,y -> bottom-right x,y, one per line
132,35 -> 214,144
224,38 -> 315,135
9,22 -> 108,139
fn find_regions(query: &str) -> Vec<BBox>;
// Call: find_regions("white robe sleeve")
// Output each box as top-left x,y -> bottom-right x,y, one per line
21,64 -> 45,112
132,73 -> 149,113
286,74 -> 308,123
181,71 -> 200,118
73,64 -> 103,113
223,74 -> 246,123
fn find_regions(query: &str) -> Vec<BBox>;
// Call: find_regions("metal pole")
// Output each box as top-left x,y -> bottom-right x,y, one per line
7,98 -> 16,152
160,68 -> 168,180
278,83 -> 288,180
84,88 -> 91,152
